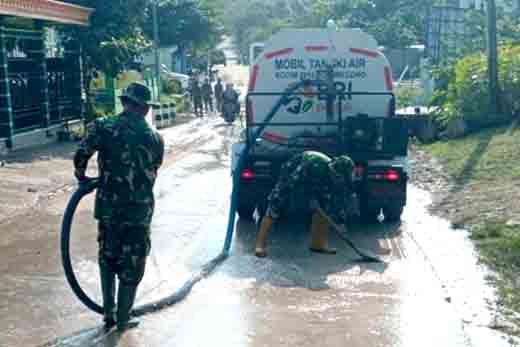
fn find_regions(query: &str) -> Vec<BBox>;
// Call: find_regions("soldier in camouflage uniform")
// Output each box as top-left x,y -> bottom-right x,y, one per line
191,80 -> 204,117
74,82 -> 164,331
201,78 -> 214,114
255,151 -> 355,257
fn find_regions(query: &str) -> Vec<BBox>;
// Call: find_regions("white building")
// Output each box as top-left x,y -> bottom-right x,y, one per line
141,45 -> 189,74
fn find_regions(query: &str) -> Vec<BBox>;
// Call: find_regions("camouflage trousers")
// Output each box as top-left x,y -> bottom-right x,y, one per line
266,180 -> 323,220
98,223 -> 151,285
193,97 -> 203,115
203,97 -> 213,112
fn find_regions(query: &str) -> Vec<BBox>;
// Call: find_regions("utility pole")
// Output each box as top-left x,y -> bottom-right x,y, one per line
153,0 -> 161,103
487,0 -> 499,114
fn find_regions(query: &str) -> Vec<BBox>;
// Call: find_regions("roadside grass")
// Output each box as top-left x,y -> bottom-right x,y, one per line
423,125 -> 520,184
420,123 -> 520,321
471,221 -> 520,314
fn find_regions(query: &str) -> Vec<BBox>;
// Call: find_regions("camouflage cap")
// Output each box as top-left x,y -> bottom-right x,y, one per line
330,155 -> 355,178
120,82 -> 156,106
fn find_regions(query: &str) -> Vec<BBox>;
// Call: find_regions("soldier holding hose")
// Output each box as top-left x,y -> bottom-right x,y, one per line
73,82 -> 164,331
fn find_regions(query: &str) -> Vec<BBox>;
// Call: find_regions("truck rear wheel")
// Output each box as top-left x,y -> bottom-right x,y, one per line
360,207 -> 379,223
237,204 -> 255,221
384,206 -> 403,222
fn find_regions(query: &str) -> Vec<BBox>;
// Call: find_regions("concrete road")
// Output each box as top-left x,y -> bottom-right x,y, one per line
0,114 -> 513,347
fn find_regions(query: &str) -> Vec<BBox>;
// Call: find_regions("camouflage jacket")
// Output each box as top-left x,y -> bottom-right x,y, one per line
74,111 -> 165,227
271,151 -> 354,224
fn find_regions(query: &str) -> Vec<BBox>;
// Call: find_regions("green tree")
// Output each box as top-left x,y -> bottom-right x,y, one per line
61,0 -> 152,119
223,0 -> 434,60
142,0 -> 224,73
61,0 -> 223,117
63,0 -> 151,77
143,1 -> 221,49
64,0 -> 223,77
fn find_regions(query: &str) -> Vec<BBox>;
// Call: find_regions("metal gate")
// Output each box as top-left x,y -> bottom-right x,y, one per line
8,58 -> 43,132
0,26 -> 82,142
48,57 -> 81,126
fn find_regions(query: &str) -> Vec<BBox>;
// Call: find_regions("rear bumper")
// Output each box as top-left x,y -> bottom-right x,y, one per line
362,179 -> 407,211
238,175 -> 407,212
235,159 -> 408,215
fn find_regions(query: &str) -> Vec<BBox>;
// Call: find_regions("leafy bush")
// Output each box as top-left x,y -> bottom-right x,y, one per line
163,78 -> 183,95
431,44 -> 520,129
395,84 -> 423,109
173,94 -> 192,114
160,94 -> 191,114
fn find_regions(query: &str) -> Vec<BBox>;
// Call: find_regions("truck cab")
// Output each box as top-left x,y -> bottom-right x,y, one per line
233,27 -> 408,223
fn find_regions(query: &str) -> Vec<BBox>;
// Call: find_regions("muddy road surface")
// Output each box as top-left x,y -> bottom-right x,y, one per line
0,114 -> 514,347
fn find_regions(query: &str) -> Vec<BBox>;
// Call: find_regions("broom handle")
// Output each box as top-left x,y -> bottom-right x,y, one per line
315,207 -> 382,262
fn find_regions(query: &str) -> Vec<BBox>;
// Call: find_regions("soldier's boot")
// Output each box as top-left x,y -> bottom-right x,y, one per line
116,284 -> 140,331
255,215 -> 274,257
100,265 -> 116,328
309,211 -> 336,254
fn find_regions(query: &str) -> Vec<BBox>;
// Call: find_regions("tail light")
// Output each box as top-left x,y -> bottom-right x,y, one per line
368,169 -> 401,182
384,170 -> 400,182
241,168 -> 255,180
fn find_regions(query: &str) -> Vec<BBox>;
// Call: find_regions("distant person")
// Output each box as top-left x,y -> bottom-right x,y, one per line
255,151 -> 356,257
214,78 -> 224,112
201,78 -> 214,114
188,75 -> 196,100
191,80 -> 203,117
221,83 -> 240,121
73,83 -> 164,331
222,83 -> 239,109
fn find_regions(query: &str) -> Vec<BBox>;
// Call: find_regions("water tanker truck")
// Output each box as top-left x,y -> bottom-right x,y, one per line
232,25 -> 409,223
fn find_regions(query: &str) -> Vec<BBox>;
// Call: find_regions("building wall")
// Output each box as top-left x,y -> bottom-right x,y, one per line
142,46 -> 177,72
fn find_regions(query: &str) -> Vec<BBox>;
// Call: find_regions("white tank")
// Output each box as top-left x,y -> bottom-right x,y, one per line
247,28 -> 394,151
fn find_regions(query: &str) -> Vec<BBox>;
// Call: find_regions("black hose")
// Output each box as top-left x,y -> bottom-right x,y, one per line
60,179 -> 103,314
60,179 -> 232,317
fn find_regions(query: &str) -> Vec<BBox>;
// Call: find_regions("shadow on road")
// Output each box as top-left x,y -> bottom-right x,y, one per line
0,141 -> 77,164
228,218 -> 394,290
448,130 -> 496,195
39,325 -> 122,347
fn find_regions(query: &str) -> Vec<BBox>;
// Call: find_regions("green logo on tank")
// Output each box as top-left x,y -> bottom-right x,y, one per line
302,100 -> 313,113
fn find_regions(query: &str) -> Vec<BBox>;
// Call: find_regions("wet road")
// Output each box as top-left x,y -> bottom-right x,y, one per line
1,115 -> 514,347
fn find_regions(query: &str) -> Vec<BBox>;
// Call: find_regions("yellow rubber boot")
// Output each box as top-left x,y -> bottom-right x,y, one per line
309,211 -> 336,254
255,215 -> 274,257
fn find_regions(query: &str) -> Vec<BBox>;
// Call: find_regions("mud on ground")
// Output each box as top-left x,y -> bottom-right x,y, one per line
409,141 -> 520,334
409,144 -> 520,229
0,114 -> 199,224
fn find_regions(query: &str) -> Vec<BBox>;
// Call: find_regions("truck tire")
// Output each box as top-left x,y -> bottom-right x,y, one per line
360,207 -> 379,223
237,204 -> 255,221
384,206 -> 403,222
